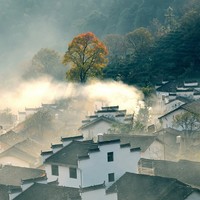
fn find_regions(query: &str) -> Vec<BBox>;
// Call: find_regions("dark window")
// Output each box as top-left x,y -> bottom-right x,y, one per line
107,152 -> 114,162
108,173 -> 115,182
69,167 -> 77,179
51,165 -> 59,176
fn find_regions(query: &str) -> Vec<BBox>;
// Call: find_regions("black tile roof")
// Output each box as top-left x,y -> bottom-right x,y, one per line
156,81 -> 178,93
98,139 -> 120,145
80,182 -> 105,192
0,184 -> 9,200
166,96 -> 193,105
156,80 -> 200,93
44,140 -> 97,166
106,172 -> 194,200
0,146 -> 37,164
61,135 -> 83,142
21,174 -> 47,184
14,138 -> 44,158
14,183 -> 81,200
139,158 -> 200,188
181,100 -> 200,115
155,128 -> 181,136
101,106 -> 119,110
78,116 -> 117,130
0,185 -> 22,200
159,100 -> 200,119
0,165 -> 45,186
44,138 -> 130,166
158,106 -> 185,119
41,150 -> 53,156
101,134 -> 156,152
0,130 -> 25,146
51,143 -> 63,149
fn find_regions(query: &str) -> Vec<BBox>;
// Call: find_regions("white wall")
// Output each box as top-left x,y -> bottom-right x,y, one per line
46,143 -> 140,188
59,166 -> 81,187
82,121 -> 113,140
81,188 -> 117,200
185,192 -> 200,200
46,164 -> 82,187
45,164 -> 58,183
160,109 -> 184,130
79,143 -> 140,187
141,140 -> 164,160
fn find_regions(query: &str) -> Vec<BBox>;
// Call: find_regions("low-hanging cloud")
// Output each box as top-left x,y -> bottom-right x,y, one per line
0,77 -> 144,115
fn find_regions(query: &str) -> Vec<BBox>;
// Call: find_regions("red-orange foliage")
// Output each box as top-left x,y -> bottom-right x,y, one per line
63,32 -> 108,83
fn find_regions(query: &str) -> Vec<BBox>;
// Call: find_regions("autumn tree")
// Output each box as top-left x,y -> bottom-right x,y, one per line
63,32 -> 108,83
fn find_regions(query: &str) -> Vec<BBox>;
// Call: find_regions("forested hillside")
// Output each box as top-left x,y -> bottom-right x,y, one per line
103,5 -> 200,86
0,0 -> 198,49
1,0 -> 200,85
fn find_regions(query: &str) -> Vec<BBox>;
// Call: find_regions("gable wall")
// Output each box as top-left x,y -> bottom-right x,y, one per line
160,108 -> 185,130
79,143 -> 140,187
141,140 -> 164,160
45,164 -> 81,188
82,121 -> 113,140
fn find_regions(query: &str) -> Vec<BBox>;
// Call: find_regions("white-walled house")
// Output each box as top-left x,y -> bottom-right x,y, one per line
42,139 -> 141,188
79,106 -> 133,140
18,103 -> 58,123
100,133 -> 165,161
155,80 -> 200,118
100,129 -> 181,162
9,178 -> 81,200
79,116 -> 118,140
156,80 -> 200,99
158,107 -> 184,130
164,96 -> 192,113
138,159 -> 200,189
141,138 -> 164,160
158,100 -> 200,130
80,172 -> 200,200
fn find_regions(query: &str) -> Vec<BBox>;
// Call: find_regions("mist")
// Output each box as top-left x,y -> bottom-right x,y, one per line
0,75 -> 143,116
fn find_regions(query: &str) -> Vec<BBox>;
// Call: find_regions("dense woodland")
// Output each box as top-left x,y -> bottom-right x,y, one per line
1,0 -> 200,86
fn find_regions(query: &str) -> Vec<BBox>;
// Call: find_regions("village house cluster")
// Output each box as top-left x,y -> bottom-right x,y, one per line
0,80 -> 200,199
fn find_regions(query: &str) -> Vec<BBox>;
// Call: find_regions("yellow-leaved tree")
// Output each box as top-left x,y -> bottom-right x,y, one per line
63,32 -> 108,83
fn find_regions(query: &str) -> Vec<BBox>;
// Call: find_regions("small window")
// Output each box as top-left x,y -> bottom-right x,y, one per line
51,165 -> 59,176
69,167 -> 77,179
108,173 -> 115,182
107,152 -> 114,162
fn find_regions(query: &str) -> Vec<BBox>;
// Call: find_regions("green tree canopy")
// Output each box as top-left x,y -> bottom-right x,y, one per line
23,48 -> 66,81
125,27 -> 154,55
173,111 -> 200,135
103,34 -> 127,59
